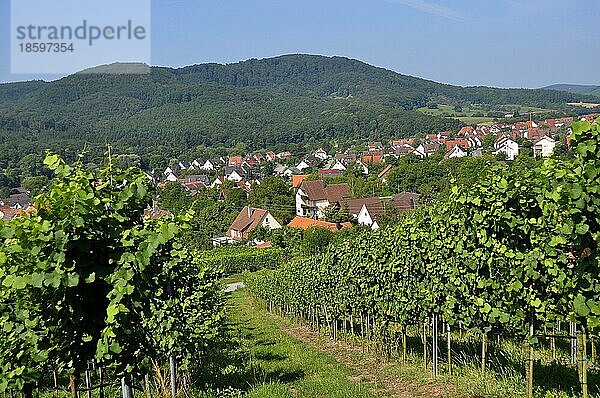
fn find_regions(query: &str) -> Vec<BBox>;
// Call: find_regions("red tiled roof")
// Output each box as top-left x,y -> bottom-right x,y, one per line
0,206 -> 23,221
292,174 -> 310,189
445,138 -> 469,150
377,164 -> 394,179
228,156 -> 243,166
288,216 -> 352,232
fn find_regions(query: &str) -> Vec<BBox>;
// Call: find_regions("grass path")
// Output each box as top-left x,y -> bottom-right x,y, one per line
226,288 -> 387,398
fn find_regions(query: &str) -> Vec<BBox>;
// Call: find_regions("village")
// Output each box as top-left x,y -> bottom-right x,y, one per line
152,113 -> 597,245
2,113 -> 598,242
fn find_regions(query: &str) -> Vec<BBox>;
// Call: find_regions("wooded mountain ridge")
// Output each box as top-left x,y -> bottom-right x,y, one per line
0,54 -> 594,166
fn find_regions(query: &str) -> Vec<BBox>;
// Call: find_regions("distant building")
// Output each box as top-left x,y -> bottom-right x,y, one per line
377,164 -> 394,182
226,206 -> 282,241
533,136 -> 556,158
493,137 -> 519,160
288,216 -> 352,232
445,145 -> 468,159
295,180 -> 349,219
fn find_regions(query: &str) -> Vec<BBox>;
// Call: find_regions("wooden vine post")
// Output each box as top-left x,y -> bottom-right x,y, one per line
481,332 -> 487,374
422,322 -> 428,370
526,323 -> 534,398
446,323 -> 452,375
578,327 -> 588,398
432,315 -> 439,377
170,355 -> 177,398
402,327 -> 408,365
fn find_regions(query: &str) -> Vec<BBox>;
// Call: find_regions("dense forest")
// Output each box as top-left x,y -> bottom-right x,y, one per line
0,54 -> 595,172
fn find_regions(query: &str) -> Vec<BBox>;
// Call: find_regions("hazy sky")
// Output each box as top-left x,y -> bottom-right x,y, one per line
0,0 -> 598,87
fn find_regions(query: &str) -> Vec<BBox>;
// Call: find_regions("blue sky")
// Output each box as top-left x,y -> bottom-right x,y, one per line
0,0 -> 598,87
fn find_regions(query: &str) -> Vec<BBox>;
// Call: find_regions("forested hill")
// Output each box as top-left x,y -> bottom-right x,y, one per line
0,54 -> 593,164
543,84 -> 600,97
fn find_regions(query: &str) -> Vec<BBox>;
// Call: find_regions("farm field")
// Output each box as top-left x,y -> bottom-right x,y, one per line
416,103 -> 559,126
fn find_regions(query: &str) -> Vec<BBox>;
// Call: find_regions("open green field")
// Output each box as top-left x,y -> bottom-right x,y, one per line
417,103 -> 560,126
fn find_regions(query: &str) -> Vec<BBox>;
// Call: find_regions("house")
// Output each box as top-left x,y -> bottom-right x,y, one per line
368,142 -> 384,151
414,142 -> 441,158
533,136 -> 557,158
0,206 -> 24,221
438,131 -> 452,140
265,151 -> 277,161
179,175 -> 210,185
283,167 -> 302,177
343,197 -> 384,218
323,158 -> 347,171
199,159 -> 220,171
288,216 -> 352,232
297,156 -> 320,171
178,175 -> 210,191
356,204 -> 383,230
274,164 -> 288,175
390,192 -> 420,212
362,151 -> 383,164
313,148 -> 329,160
335,151 -> 357,166
493,137 -> 519,160
228,156 -> 243,167
292,175 -> 310,189
377,164 -> 394,183
211,176 -> 225,189
6,189 -> 31,209
445,145 -> 468,159
178,161 -> 191,170
190,159 -> 202,169
296,159 -> 314,171
165,173 -> 178,182
393,145 -> 414,158
224,166 -> 245,182
458,126 -> 475,136
164,164 -> 179,176
295,180 -> 350,218
445,138 -> 470,150
466,136 -> 482,148
525,127 -> 547,143
355,160 -> 369,175
226,206 -> 282,241
319,169 -> 344,178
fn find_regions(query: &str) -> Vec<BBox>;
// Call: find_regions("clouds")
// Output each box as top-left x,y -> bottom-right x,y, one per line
384,0 -> 469,22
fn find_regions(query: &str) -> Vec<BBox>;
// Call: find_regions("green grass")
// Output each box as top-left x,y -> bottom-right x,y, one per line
202,289 -> 383,398
455,116 -> 494,125
417,103 -> 558,126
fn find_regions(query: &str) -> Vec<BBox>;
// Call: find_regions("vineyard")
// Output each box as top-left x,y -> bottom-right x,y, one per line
197,246 -> 286,276
245,118 -> 600,397
0,118 -> 598,398
0,155 -> 225,397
